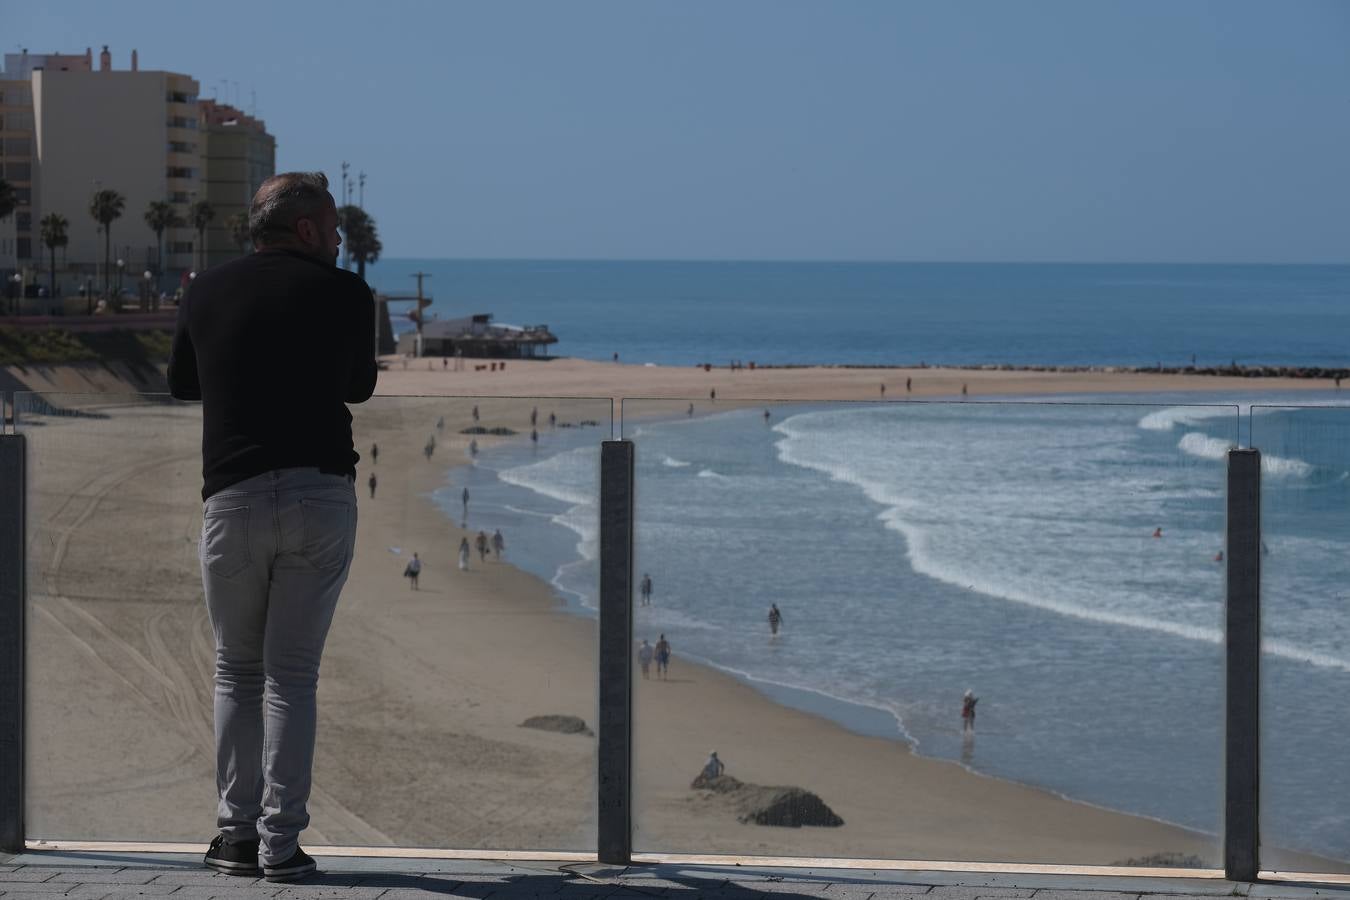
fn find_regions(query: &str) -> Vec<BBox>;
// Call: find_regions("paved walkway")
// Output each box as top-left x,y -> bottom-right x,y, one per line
3,853 -> 1350,900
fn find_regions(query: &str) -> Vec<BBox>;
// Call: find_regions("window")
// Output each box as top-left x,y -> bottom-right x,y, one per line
167,141 -> 197,154
170,241 -> 193,254
16,238 -> 31,260
171,191 -> 190,203
13,187 -> 29,204
167,91 -> 198,104
15,212 -> 30,231
167,115 -> 198,130
3,161 -> 29,180
167,166 -> 195,178
4,110 -> 33,130
4,137 -> 30,156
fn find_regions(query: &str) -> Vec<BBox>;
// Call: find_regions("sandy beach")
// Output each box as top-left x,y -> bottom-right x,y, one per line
16,360 -> 1345,871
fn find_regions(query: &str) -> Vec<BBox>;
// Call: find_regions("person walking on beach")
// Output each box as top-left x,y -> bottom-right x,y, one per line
404,552 -> 421,590
701,750 -> 725,780
906,377 -> 912,393
371,442 -> 378,464
461,487 -> 470,516
367,471 -> 377,499
687,403 -> 694,417
710,388 -> 716,402
424,435 -> 435,460
458,536 -> 471,571
549,411 -> 556,428
469,439 -> 478,458
475,530 -> 489,562
880,383 -> 886,398
961,383 -> 968,399
961,689 -> 979,733
531,406 -> 538,426
637,639 -> 653,679
655,634 -> 672,680
492,528 -> 505,559
472,404 -> 480,423
639,572 -> 653,606
768,603 -> 783,636
436,416 -> 444,431
168,171 -> 376,882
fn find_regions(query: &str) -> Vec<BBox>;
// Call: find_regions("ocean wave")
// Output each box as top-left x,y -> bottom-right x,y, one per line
1139,406 -> 1238,432
1262,454 -> 1315,478
663,456 -> 692,468
1177,431 -> 1235,461
697,468 -> 732,480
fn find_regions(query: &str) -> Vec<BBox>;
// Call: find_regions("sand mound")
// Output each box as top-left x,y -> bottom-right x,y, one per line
519,714 -> 593,736
691,773 -> 844,828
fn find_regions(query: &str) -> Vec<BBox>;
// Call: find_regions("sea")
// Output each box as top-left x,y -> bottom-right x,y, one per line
377,261 -> 1350,863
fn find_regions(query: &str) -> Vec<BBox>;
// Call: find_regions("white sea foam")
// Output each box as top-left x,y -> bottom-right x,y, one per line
663,456 -> 692,468
1177,431 -> 1235,461
1139,406 -> 1238,432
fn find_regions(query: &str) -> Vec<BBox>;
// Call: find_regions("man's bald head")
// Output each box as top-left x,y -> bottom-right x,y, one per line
249,172 -> 340,264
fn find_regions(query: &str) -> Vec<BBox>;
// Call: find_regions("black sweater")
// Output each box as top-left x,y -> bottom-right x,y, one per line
167,248 -> 379,499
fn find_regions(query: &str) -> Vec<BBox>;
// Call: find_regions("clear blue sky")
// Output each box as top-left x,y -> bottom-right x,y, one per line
8,1 -> 1349,262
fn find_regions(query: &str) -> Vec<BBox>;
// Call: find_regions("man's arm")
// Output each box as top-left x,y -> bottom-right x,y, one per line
166,294 -> 201,401
346,283 -> 378,403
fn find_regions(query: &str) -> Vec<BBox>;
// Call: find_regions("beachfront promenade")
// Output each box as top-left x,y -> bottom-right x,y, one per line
2,853 -> 1349,900
2,364 -> 1348,889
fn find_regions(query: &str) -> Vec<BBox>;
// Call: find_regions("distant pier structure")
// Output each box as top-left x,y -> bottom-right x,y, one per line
394,313 -> 558,359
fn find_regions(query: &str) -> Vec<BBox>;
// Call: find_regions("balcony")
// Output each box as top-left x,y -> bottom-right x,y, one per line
0,393 -> 1346,886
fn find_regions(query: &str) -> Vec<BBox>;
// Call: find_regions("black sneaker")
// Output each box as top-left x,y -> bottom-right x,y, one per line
263,846 -> 317,883
203,834 -> 261,876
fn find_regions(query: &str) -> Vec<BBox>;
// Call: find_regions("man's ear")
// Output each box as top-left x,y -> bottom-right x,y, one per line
295,217 -> 315,244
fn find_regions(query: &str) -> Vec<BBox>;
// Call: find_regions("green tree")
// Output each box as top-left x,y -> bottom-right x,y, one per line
39,213 -> 69,299
340,205 -> 382,280
144,201 -> 180,310
225,211 -> 251,256
189,200 -> 215,272
0,179 -> 16,223
88,189 -> 126,299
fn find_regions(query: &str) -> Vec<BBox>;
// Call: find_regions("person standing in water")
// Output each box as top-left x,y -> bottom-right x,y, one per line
639,573 -> 653,606
962,689 -> 979,733
768,603 -> 783,636
458,536 -> 471,571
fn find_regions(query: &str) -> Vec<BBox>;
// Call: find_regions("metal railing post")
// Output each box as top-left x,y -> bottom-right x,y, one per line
0,433 -> 26,853
597,439 -> 634,864
1225,448 -> 1261,882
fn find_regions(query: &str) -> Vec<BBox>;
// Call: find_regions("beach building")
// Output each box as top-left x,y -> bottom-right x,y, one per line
199,99 -> 275,270
395,313 -> 558,358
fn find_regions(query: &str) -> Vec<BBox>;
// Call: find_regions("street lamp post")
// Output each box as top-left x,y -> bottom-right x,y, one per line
116,258 -> 125,299
8,273 -> 20,317
142,270 -> 153,310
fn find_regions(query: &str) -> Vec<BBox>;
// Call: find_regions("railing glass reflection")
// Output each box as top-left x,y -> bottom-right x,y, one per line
15,391 -> 610,852
622,398 -> 1234,866
1250,405 -> 1350,874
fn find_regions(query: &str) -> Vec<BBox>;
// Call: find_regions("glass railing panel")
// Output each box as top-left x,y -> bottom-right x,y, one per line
1250,405 -> 1350,874
17,391 -> 610,852
624,397 -> 1235,867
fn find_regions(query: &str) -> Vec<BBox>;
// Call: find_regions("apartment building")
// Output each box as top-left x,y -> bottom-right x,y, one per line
0,46 -> 277,298
199,99 -> 275,269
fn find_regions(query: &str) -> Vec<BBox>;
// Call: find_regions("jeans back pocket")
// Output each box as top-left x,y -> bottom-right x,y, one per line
300,498 -> 353,570
202,505 -> 251,578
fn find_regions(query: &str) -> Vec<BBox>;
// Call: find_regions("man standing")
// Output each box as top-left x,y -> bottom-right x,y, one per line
168,171 -> 377,883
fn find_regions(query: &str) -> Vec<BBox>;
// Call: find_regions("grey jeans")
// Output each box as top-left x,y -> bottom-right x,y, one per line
199,467 -> 357,864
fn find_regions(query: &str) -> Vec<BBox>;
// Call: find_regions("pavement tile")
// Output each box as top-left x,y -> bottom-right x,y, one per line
167,886 -> 284,897
271,888 -> 391,899
926,889 -> 1035,899
1247,888 -> 1350,899
0,874 -> 61,884
151,874 -> 258,886
1032,892 -> 1142,900
4,894 -> 81,900
49,874 -> 160,886
62,884 -> 183,897
0,882 -> 71,892
837,885 -> 932,895
726,882 -> 835,895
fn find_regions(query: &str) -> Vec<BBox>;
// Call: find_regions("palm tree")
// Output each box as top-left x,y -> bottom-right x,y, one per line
0,179 -> 16,224
88,189 -> 126,298
143,200 -> 179,298
340,205 -> 382,280
189,200 -> 215,272
39,213 -> 69,299
225,212 -> 251,256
